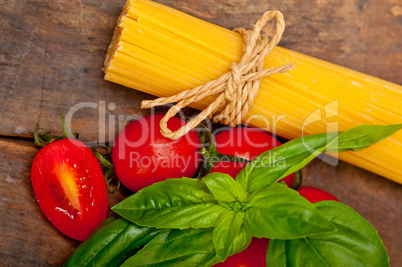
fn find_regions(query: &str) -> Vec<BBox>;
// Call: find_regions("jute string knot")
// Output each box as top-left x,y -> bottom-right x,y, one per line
141,10 -> 295,140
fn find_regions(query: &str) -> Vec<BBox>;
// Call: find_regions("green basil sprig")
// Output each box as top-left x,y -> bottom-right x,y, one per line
109,124 -> 400,266
64,124 -> 398,266
267,201 -> 390,267
113,175 -> 336,262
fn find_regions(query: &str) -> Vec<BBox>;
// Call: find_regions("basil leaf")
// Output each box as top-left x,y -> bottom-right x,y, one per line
244,183 -> 336,239
236,133 -> 329,193
112,178 -> 226,229
237,124 -> 402,193
202,254 -> 221,267
122,228 -> 215,267
266,201 -> 390,267
213,210 -> 251,261
65,217 -> 160,267
327,124 -> 402,152
203,172 -> 248,202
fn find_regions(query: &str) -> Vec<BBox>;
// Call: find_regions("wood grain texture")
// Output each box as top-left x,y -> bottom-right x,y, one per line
0,0 -> 401,141
0,0 -> 401,266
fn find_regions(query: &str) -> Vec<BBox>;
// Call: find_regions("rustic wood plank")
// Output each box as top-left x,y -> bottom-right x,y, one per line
0,0 -> 146,142
0,0 -> 401,141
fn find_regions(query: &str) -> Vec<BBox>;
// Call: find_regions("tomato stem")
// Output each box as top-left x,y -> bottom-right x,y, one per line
91,145 -> 120,194
34,109 -> 79,148
292,170 -> 303,189
61,108 -> 68,139
196,128 -> 250,179
34,123 -> 60,147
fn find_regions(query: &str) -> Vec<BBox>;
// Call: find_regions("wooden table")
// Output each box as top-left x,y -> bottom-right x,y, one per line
1,0 -> 401,266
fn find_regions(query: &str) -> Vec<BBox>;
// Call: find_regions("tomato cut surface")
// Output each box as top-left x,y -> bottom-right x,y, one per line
210,127 -> 295,186
31,139 -> 108,241
112,114 -> 201,192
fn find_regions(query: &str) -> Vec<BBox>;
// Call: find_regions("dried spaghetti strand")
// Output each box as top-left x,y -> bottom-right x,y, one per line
141,10 -> 294,140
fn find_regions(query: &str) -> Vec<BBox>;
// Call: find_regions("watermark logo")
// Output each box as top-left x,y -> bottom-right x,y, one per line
301,99 -> 339,166
62,99 -> 340,169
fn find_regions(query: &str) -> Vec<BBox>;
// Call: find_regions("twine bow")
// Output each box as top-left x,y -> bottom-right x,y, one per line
141,10 -> 295,140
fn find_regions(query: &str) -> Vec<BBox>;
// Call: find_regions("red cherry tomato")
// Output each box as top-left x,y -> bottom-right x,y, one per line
112,114 -> 201,192
215,237 -> 269,267
31,139 -> 108,241
210,127 -> 295,186
297,187 -> 339,203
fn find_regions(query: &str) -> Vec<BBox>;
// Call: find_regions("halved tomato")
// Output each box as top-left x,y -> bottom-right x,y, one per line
31,138 -> 108,241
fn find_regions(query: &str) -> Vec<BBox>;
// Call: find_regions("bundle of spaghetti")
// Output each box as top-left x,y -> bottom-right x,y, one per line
104,0 -> 402,183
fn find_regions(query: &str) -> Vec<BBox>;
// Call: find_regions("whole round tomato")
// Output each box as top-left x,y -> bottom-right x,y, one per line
215,237 -> 269,267
210,127 -> 295,186
297,187 -> 339,203
112,114 -> 201,192
31,138 -> 108,241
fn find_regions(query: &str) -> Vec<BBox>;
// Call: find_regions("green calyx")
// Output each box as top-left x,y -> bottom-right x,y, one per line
196,128 -> 250,179
34,109 -> 78,147
91,145 -> 120,194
